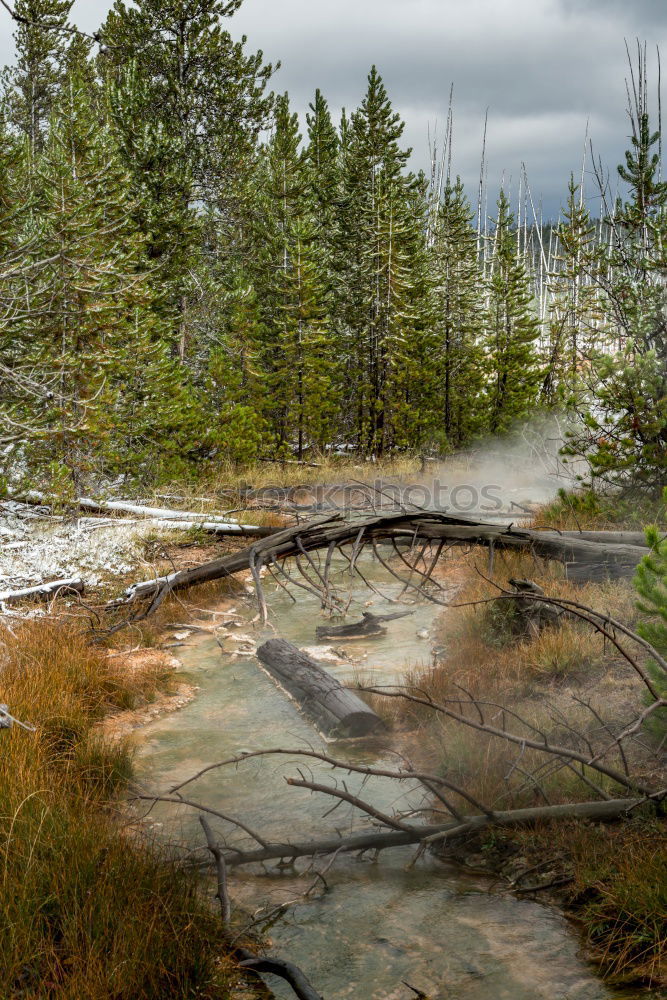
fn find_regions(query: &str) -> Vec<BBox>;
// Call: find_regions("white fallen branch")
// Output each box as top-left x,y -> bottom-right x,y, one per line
0,578 -> 84,605
15,491 -> 252,525
6,492 -> 269,537
74,498 -> 241,523
0,704 -> 36,731
141,518 -> 269,537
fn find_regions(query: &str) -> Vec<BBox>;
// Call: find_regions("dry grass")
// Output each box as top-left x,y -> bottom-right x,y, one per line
132,455 -> 423,513
204,454 -> 423,492
519,818 -> 667,987
534,487 -> 666,531
0,620 -> 237,999
415,547 -> 638,703
359,542 -> 653,810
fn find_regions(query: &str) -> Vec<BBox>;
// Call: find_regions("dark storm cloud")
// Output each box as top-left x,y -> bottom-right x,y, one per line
230,0 -> 667,216
559,0 -> 666,24
1,0 -> 666,217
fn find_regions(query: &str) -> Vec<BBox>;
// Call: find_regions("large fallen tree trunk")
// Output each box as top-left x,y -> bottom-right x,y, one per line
555,529 -> 651,547
110,510 -> 651,617
220,797 -> 647,866
0,578 -> 84,606
256,639 -> 385,737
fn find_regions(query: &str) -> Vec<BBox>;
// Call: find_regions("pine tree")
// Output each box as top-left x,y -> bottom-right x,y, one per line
338,67 -> 434,454
633,507 -> 667,740
564,83 -> 667,495
252,94 -> 338,457
483,189 -> 541,434
2,0 -> 73,154
206,269 -> 270,464
100,0 -> 274,363
303,89 -> 341,329
304,90 -> 340,237
0,113 -> 38,476
431,177 -> 485,448
0,110 -> 26,261
101,0 -> 273,221
106,62 -> 198,344
9,79 -> 203,487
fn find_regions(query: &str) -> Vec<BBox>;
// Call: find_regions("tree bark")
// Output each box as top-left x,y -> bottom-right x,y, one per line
256,639 -> 385,737
110,510 -> 651,611
555,530 -> 651,547
221,797 -> 646,866
0,578 -> 84,605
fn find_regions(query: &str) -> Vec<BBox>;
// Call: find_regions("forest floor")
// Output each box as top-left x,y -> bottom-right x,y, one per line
0,471 -> 665,996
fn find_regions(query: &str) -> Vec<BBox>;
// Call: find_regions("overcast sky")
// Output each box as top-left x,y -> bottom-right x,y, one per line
2,0 -> 666,219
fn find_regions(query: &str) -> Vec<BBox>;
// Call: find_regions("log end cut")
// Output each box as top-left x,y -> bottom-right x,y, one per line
329,709 -> 386,738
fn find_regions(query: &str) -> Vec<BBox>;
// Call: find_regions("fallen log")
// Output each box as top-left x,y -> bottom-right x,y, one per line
221,797 -> 646,867
75,498 -> 243,523
256,638 -> 385,737
315,610 -> 414,641
0,578 -> 84,606
550,529 -> 652,547
141,517 -> 273,538
109,510 -> 651,616
9,492 -> 271,537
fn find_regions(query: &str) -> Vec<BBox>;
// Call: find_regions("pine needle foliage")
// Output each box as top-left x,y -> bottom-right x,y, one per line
1,5 -> 667,492
633,498 -> 667,741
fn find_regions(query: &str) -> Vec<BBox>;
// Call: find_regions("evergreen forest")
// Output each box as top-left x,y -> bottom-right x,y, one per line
0,0 -> 665,499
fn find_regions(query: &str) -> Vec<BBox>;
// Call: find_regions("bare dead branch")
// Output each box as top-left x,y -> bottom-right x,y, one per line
165,746 -> 494,817
132,793 -> 271,849
359,686 -> 657,797
285,776 -> 416,833
218,798 -> 648,867
199,816 -> 232,927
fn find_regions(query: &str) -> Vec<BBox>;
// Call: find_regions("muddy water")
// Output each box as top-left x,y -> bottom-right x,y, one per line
136,558 -> 630,1000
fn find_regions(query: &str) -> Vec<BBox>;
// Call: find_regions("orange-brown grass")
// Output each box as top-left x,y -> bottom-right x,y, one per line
0,620 -> 236,999
191,454 -> 423,493
379,547 -> 640,810
408,547 -> 637,706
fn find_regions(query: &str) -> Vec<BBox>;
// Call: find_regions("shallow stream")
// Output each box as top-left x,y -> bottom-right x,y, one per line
135,556 -> 634,1000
